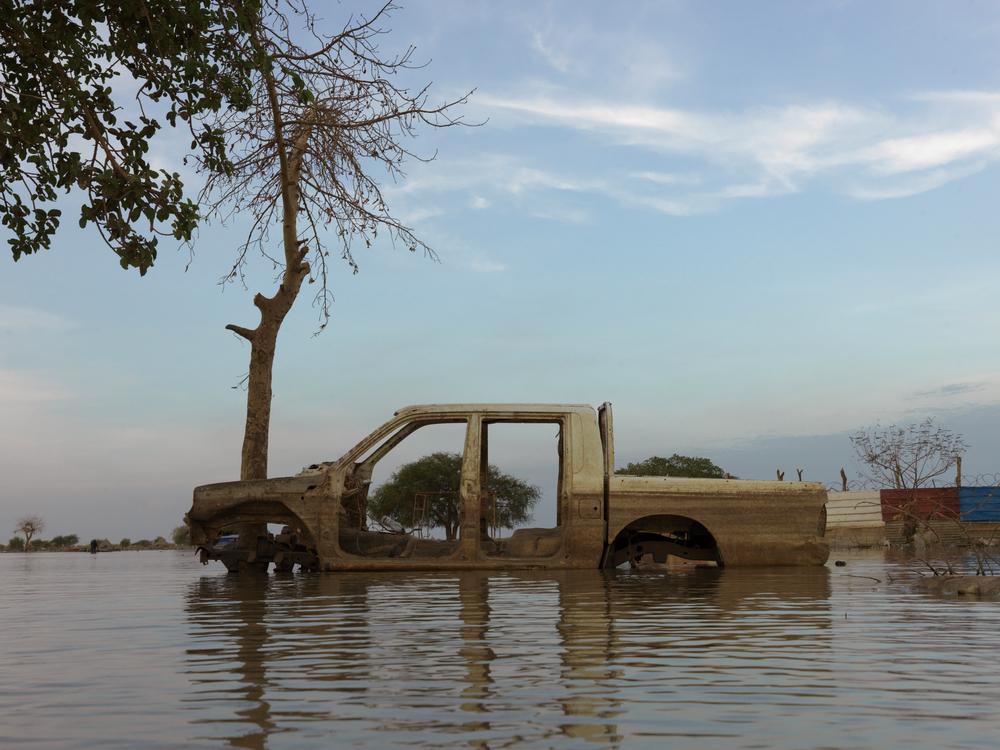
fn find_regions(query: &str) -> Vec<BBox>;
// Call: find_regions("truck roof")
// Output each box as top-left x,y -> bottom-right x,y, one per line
394,403 -> 596,417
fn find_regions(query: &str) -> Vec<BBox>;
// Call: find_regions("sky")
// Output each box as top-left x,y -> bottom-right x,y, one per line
3,0 -> 1000,540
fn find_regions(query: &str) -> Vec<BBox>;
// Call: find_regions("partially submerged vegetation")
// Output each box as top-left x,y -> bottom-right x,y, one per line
1,537 -> 187,553
3,517 -> 193,553
838,418 -> 1000,585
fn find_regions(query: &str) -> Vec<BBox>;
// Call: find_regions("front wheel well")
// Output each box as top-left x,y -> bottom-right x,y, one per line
188,500 -> 317,549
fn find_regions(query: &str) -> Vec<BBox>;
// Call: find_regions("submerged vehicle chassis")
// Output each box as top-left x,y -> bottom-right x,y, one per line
186,403 -> 829,573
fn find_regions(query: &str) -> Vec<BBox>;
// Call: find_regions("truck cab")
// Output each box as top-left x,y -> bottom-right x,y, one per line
187,403 -> 829,572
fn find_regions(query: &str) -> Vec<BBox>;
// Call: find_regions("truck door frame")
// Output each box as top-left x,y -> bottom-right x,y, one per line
597,402 -> 614,566
329,412 -> 479,559
472,412 -> 573,558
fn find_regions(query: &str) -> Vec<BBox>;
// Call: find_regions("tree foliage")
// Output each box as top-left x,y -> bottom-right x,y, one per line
615,454 -> 728,479
7,536 -> 24,551
171,525 -> 191,546
204,0 -> 469,326
0,0 -> 257,271
368,452 -> 540,541
850,418 -> 967,489
3,0 -> 469,487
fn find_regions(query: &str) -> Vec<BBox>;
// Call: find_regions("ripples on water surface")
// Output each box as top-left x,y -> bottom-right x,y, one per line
2,551 -> 1000,749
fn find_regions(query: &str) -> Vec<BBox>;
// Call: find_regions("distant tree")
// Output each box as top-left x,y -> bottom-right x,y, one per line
615,454 -> 728,479
850,418 -> 967,489
119,538 -> 131,550
171,525 -> 191,546
49,534 -> 79,548
7,537 -> 24,552
368,452 -> 540,541
14,516 -> 44,551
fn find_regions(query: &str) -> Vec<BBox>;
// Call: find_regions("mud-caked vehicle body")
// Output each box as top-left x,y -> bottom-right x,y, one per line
186,403 -> 829,573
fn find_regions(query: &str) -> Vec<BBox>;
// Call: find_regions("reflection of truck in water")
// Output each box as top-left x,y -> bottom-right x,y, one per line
186,403 -> 829,573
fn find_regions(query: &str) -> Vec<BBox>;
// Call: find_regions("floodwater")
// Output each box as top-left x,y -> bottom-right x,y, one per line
2,552 -> 1000,749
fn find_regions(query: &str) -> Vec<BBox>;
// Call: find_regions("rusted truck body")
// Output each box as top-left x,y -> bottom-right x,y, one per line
186,403 -> 829,572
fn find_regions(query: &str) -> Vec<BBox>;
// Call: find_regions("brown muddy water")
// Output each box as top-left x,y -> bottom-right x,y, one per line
2,551 -> 999,749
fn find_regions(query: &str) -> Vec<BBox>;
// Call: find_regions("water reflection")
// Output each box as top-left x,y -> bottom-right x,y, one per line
10,551 -> 1000,749
185,576 -> 275,748
554,572 -> 621,745
183,567 -> 832,748
456,572 -> 493,732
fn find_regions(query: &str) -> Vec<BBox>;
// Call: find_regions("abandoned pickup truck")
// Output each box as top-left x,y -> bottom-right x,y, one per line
186,403 -> 829,573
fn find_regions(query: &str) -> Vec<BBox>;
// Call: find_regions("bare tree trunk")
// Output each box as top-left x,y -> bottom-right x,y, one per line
230,275 -> 308,481
224,82 -> 311,559
227,64 -> 314,482
241,331 -> 275,481
226,267 -> 306,563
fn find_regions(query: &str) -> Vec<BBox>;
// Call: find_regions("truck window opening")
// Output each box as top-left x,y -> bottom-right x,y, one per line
481,420 -> 563,557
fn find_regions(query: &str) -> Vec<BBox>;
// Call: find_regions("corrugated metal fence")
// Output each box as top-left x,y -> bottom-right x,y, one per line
880,488 -> 959,521
958,487 -> 1000,522
825,492 -> 883,528
875,487 -> 1000,522
823,487 -> 1000,545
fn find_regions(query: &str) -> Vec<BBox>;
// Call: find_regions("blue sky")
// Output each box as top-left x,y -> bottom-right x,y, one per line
3,1 -> 1000,539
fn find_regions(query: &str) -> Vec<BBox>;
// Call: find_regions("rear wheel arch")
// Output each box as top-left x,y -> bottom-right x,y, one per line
605,513 -> 723,568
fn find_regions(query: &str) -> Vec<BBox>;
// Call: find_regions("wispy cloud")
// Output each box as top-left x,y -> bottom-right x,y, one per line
386,153 -> 609,222
862,129 -> 1000,175
0,369 -> 70,403
463,256 -> 507,273
391,153 -> 601,197
0,304 -> 76,333
910,90 -> 1000,106
396,206 -> 444,224
474,89 -> 1000,209
523,10 -> 682,95
394,152 -> 778,220
915,382 -> 986,399
632,171 -> 702,186
410,224 -> 508,274
529,28 -> 573,74
529,206 -> 590,224
386,83 -> 1000,228
906,372 -> 1000,410
846,160 -> 988,201
477,94 -> 875,174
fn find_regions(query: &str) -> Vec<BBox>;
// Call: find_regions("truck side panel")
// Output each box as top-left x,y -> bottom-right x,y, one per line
607,476 -> 829,566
